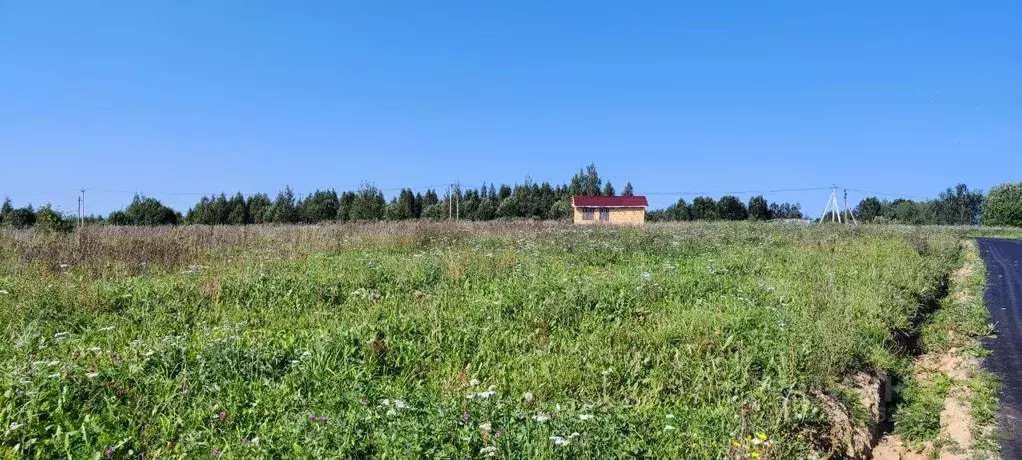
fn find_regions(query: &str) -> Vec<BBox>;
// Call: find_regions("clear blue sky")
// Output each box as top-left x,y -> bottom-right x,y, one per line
1,1 -> 1019,216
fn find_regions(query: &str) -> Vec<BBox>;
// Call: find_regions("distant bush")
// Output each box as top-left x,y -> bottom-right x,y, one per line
982,183 -> 1022,227
109,195 -> 179,226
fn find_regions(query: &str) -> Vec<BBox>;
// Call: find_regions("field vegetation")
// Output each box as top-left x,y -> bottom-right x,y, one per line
0,222 -> 983,458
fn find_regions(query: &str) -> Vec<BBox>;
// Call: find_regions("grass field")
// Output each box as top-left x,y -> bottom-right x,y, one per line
0,222 -> 970,458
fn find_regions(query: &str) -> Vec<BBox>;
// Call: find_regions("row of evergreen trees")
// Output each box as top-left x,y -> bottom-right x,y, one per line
647,195 -> 804,222
852,184 -> 985,225
3,165 -> 1019,228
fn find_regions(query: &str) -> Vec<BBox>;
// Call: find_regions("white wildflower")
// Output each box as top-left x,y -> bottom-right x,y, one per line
532,414 -> 550,422
479,446 -> 497,456
550,435 -> 571,447
0,290 -> 8,295
555,404 -> 561,412
86,372 -> 99,378
98,326 -> 115,332
393,399 -> 407,409
665,414 -> 674,419
386,408 -> 397,417
601,368 -> 612,376
87,347 -> 101,352
579,414 -> 594,421
524,391 -> 535,402
752,438 -> 764,445
664,425 -> 676,431
53,332 -> 68,339
47,360 -> 59,366
143,350 -> 155,357
58,263 -> 71,269
8,422 -> 21,431
479,422 -> 492,431
469,378 -> 480,386
48,372 -> 61,378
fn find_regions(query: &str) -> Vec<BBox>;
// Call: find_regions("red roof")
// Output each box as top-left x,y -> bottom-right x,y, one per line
571,196 -> 649,208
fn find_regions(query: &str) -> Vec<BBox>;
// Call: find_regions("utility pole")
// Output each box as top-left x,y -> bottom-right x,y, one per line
844,189 -> 858,225
818,185 -> 857,225
455,182 -> 460,221
80,188 -> 86,227
447,184 -> 452,220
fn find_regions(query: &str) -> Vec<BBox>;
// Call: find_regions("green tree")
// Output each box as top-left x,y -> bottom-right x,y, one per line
265,186 -> 299,224
855,197 -> 884,222
246,194 -> 272,224
336,191 -> 356,222
982,183 -> 1022,227
936,183 -> 984,225
747,195 -> 769,221
496,195 -> 523,219
602,181 -> 615,197
622,183 -> 634,197
769,202 -> 803,219
35,204 -> 71,232
691,196 -> 717,220
393,188 -> 417,220
548,199 -> 572,220
107,210 -> 129,226
226,193 -> 249,225
120,195 -> 179,225
298,189 -> 339,223
0,198 -> 13,225
664,198 -> 692,221
7,205 -> 36,228
717,195 -> 748,220
349,183 -> 385,221
569,163 -> 601,196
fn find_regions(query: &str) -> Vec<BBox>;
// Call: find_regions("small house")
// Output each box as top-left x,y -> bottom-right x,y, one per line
571,196 -> 649,227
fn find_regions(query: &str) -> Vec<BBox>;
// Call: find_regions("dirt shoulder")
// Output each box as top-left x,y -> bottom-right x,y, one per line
871,239 -> 999,459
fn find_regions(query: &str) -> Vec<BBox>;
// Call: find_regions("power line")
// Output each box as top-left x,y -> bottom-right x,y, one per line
643,186 -> 834,196
844,188 -> 932,200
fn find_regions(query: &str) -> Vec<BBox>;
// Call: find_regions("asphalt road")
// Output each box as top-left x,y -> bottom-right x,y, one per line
976,238 -> 1022,457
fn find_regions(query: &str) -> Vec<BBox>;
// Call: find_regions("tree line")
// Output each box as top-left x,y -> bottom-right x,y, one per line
646,195 -> 804,222
2,166 -> 1021,229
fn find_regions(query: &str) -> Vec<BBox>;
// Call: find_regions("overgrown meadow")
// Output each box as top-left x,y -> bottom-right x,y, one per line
0,222 -> 962,458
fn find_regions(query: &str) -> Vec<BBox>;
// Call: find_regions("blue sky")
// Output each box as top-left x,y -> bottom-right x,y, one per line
1,1 -> 1019,216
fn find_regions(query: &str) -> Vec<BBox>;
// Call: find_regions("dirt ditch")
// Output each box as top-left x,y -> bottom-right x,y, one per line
817,248 -> 988,459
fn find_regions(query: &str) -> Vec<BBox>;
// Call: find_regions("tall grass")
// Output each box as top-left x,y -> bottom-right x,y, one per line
0,222 -> 960,458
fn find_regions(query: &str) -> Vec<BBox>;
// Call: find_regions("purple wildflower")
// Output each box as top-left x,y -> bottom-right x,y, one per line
218,411 -> 227,420
211,448 -> 223,456
241,437 -> 250,444
359,399 -> 368,405
495,429 -> 504,439
318,416 -> 328,424
309,414 -> 318,422
104,447 -> 114,456
462,412 -> 470,421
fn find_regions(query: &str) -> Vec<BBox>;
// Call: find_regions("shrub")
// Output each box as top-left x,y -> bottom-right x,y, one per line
981,183 -> 1022,227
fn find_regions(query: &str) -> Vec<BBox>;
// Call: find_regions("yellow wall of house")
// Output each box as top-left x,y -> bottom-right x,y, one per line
572,207 -> 645,227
